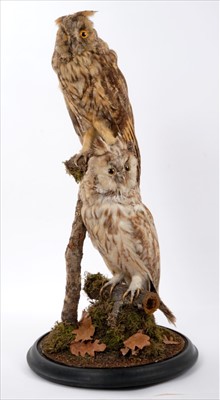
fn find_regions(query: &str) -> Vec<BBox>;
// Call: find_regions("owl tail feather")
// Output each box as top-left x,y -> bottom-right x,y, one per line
159,300 -> 176,326
146,280 -> 176,325
142,289 -> 176,325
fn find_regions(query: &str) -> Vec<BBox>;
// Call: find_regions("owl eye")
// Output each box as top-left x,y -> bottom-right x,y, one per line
125,163 -> 130,171
108,167 -> 115,175
80,30 -> 89,39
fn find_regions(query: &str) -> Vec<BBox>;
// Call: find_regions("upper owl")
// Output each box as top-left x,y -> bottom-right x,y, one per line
52,11 -> 141,182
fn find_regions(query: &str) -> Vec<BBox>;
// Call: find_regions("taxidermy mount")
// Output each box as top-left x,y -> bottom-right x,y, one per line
27,10 -> 198,389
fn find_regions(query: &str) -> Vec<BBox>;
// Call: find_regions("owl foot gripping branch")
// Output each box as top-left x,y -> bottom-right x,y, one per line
27,10 -> 198,389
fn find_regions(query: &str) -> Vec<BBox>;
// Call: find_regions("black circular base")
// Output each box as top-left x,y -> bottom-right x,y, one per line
27,329 -> 198,389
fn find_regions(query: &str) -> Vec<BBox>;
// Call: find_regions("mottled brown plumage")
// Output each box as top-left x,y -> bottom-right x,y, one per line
52,10 -> 140,181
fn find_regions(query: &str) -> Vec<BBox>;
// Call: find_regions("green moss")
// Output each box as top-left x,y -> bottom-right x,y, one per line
87,295 -> 124,351
83,272 -> 108,300
145,322 -> 164,342
73,170 -> 84,183
41,322 -> 76,354
87,297 -> 162,352
88,299 -> 113,331
103,327 -> 125,351
84,273 -> 165,353
64,156 -> 87,183
41,274 -> 173,361
136,338 -> 165,361
117,305 -> 148,336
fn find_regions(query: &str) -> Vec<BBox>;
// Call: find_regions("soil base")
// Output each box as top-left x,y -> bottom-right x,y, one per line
27,274 -> 198,387
40,327 -> 185,368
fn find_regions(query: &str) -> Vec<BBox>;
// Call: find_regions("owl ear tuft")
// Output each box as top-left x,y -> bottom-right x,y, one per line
81,10 -> 97,18
74,10 -> 97,20
92,136 -> 111,157
55,16 -> 65,25
114,137 -> 133,154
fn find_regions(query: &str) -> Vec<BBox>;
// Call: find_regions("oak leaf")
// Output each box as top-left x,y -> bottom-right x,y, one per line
72,312 -> 95,342
70,340 -> 106,357
163,335 -> 179,345
120,330 -> 151,356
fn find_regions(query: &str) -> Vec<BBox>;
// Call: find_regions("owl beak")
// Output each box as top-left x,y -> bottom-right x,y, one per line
116,173 -> 125,183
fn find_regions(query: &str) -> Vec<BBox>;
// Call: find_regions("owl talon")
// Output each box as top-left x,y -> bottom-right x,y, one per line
74,152 -> 89,167
109,284 -> 116,297
123,288 -> 141,303
100,282 -> 117,297
99,282 -> 108,297
100,273 -> 124,297
123,290 -> 133,303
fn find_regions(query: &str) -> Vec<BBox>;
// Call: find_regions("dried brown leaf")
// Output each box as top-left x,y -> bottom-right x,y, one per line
124,331 -> 151,350
72,312 -> 95,342
70,341 -> 86,356
87,340 -> 106,356
163,335 -> 179,345
120,347 -> 130,356
120,330 -> 151,356
70,340 -> 106,357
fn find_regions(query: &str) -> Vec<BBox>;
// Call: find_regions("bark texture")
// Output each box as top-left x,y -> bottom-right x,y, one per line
61,196 -> 87,324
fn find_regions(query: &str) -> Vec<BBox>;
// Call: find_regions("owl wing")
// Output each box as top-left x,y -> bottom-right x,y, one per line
119,205 -> 160,290
100,51 -> 141,164
65,102 -> 91,144
54,65 -> 91,144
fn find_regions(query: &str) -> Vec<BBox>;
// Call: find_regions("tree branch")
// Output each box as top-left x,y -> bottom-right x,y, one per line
61,195 -> 86,324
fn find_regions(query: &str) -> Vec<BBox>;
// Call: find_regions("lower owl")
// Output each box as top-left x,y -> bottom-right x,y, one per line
79,138 -> 175,323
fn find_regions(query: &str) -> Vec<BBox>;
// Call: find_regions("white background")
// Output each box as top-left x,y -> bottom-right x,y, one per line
1,1 -> 219,399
